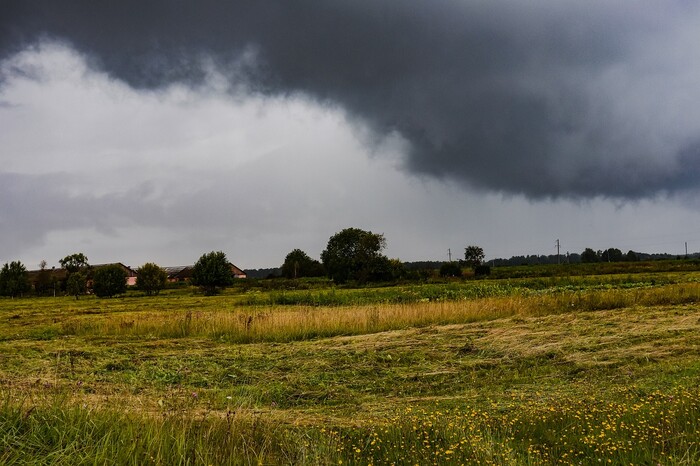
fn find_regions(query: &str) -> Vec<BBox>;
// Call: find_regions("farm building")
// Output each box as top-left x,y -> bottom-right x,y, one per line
26,261 -> 246,291
26,262 -> 138,293
230,263 -> 247,278
163,266 -> 192,282
26,267 -> 67,295
164,263 -> 247,282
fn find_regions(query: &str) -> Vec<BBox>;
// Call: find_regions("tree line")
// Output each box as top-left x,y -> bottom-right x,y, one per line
489,249 -> 695,266
2,227 -> 406,298
4,228 -> 693,298
278,228 -> 488,282
280,227 -> 401,283
0,251 -> 238,298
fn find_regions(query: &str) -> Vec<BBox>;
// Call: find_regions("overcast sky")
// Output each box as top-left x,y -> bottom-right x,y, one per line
2,1 -> 700,269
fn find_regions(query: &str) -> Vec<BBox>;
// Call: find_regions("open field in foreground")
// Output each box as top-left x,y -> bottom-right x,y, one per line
1,270 -> 700,464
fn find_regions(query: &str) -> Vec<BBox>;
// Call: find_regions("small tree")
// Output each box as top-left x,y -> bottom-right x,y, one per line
281,249 -> 325,279
92,265 -> 127,298
66,272 -> 86,300
136,263 -> 168,295
34,260 -> 52,295
191,251 -> 234,295
463,246 -> 485,268
0,261 -> 30,298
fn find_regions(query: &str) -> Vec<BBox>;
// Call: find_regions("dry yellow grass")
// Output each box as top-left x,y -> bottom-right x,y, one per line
56,282 -> 700,344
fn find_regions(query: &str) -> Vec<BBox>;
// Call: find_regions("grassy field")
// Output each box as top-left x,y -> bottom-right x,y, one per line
1,264 -> 700,464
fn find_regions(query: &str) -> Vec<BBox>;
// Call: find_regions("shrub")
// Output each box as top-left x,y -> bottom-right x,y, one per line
439,262 -> 463,278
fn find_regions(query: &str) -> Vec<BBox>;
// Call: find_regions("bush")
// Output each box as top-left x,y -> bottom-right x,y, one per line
439,262 -> 463,278
474,265 -> 491,277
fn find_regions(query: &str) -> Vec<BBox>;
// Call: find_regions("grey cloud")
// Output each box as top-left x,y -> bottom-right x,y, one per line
0,172 -> 146,253
0,167 -> 314,260
2,1 -> 700,198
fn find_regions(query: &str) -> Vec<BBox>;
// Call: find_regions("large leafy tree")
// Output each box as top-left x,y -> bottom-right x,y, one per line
191,251 -> 235,295
136,263 -> 168,296
59,253 -> 89,273
463,245 -> 485,268
320,227 -> 390,283
281,249 -> 325,279
92,265 -> 127,298
0,261 -> 30,298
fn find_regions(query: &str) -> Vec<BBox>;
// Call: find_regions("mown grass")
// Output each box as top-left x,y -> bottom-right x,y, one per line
1,271 -> 700,464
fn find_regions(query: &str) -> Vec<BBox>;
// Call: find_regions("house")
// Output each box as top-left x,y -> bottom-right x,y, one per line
26,260 -> 246,290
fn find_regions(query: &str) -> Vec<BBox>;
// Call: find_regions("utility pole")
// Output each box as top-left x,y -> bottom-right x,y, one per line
685,242 -> 688,259
448,248 -> 452,262
556,239 -> 560,265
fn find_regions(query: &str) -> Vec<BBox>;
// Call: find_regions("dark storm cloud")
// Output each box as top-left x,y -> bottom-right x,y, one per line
2,0 -> 699,198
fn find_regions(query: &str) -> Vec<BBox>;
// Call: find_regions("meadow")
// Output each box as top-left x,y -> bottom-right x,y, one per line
1,262 -> 700,464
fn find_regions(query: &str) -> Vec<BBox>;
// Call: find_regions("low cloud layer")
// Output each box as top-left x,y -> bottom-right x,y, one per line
0,44 -> 381,264
3,1 -> 700,199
